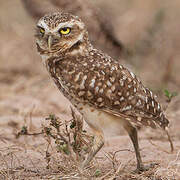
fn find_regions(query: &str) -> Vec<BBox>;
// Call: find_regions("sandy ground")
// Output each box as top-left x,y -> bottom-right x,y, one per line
0,1 -> 180,179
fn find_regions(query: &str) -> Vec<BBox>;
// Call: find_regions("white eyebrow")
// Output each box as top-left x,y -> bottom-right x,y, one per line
37,20 -> 50,31
52,20 -> 84,32
52,21 -> 74,32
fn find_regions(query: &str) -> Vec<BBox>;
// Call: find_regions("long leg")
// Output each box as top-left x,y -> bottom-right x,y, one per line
123,122 -> 156,172
81,128 -> 104,169
123,123 -> 143,170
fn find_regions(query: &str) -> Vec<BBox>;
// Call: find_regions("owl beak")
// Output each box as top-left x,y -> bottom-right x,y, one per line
48,35 -> 53,50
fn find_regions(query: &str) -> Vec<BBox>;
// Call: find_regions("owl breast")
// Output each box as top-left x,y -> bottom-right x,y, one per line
45,56 -> 87,107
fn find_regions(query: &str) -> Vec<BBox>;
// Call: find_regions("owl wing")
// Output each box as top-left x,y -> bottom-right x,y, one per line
82,51 -> 169,129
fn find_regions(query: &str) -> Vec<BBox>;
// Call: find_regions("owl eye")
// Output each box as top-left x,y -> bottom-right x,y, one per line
40,28 -> 45,34
38,27 -> 45,35
59,27 -> 71,35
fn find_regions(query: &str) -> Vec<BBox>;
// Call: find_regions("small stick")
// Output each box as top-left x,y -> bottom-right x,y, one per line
165,127 -> 174,153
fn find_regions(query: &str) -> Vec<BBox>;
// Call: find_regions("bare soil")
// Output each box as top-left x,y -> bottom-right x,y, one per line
0,1 -> 180,179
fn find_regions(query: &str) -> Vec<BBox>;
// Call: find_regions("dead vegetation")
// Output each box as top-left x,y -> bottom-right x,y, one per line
0,108 -> 179,179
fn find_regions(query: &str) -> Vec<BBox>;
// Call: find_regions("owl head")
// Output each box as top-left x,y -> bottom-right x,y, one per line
35,12 -> 88,56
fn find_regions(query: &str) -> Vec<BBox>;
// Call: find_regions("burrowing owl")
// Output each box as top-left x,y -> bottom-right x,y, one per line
35,12 -> 169,172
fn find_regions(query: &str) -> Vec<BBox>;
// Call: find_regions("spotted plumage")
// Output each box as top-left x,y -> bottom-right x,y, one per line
45,49 -> 168,129
35,12 -> 169,171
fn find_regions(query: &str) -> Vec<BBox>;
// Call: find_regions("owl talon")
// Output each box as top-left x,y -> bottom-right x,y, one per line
134,162 -> 159,173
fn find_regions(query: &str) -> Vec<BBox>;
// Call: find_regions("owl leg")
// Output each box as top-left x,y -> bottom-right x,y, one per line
123,122 -> 156,173
80,128 -> 104,169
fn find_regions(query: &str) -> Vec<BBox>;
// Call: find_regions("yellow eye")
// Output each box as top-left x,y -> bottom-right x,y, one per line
60,27 -> 71,35
39,27 -> 45,34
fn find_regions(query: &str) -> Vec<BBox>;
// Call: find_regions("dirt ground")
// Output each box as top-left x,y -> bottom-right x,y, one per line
0,1 -> 180,179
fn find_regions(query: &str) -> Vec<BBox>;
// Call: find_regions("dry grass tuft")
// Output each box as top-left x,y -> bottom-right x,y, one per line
15,108 -> 96,178
42,108 -> 94,172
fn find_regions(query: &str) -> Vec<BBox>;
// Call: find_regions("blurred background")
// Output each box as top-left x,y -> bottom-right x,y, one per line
0,0 -> 180,117
0,0 -> 180,179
